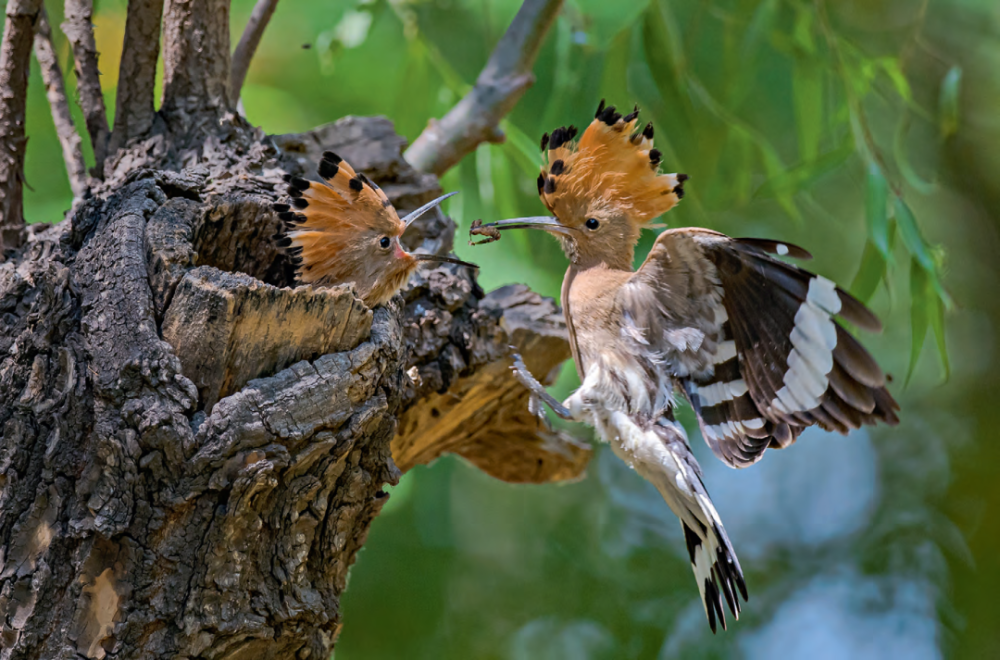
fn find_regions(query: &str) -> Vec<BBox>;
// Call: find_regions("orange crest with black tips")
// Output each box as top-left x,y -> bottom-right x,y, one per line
272,152 -> 418,307
273,152 -> 477,307
274,152 -> 403,286
537,100 -> 687,227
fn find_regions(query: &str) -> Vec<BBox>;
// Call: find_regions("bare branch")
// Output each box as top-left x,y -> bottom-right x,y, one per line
161,0 -> 232,129
404,0 -> 563,176
230,0 -> 280,103
108,0 -> 165,156
61,0 -> 109,170
0,0 -> 41,253
34,7 -> 88,201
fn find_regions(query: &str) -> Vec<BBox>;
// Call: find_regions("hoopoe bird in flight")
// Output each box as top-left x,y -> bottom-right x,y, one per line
470,100 -> 899,632
273,151 -> 477,306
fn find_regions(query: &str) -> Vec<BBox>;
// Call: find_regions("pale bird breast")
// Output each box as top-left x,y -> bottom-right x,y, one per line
577,345 -> 673,421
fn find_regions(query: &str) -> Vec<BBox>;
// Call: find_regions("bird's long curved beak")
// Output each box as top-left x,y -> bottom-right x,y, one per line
401,191 -> 459,228
412,253 -> 479,270
469,216 -> 575,244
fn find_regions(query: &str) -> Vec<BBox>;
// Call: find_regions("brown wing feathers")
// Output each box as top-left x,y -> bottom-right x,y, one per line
687,237 -> 898,468
682,315 -> 797,468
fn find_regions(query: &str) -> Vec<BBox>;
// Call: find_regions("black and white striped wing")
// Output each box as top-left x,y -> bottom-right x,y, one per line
630,229 -> 900,469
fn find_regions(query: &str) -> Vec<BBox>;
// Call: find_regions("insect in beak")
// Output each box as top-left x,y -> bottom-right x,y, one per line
468,216 -> 576,245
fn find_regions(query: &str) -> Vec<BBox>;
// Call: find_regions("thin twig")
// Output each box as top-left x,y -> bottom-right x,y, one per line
108,0 -> 165,156
230,0 -> 280,103
404,0 -> 563,176
61,0 -> 109,171
34,6 -> 88,201
0,0 -> 41,253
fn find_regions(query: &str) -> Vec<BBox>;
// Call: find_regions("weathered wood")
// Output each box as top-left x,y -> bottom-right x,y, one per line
108,0 -> 166,156
0,115 -> 586,658
62,0 -> 110,167
394,283 -> 590,483
145,196 -> 200,320
0,0 -> 42,253
161,0 -> 232,133
162,268 -> 372,412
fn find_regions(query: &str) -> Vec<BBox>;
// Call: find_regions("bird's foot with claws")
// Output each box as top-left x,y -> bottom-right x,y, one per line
509,350 -> 575,422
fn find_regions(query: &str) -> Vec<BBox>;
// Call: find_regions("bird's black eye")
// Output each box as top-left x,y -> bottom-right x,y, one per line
586,218 -> 600,230
379,236 -> 391,249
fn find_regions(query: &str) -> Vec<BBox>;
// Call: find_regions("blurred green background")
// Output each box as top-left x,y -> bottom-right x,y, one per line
17,0 -> 1000,657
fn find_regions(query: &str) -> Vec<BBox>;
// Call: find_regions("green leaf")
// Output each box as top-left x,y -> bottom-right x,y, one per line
866,164 -> 890,260
598,27 -> 632,108
569,0 -> 652,49
732,133 -> 753,206
475,143 -> 495,209
754,143 -> 852,200
740,0 -> 780,64
906,250 -> 951,384
540,11 -> 577,129
895,197 -> 953,307
930,286 -> 950,382
489,145 -> 522,222
686,76 -> 798,219
642,0 -> 692,124
499,119 -> 543,179
882,218 -> 899,293
651,0 -> 686,81
939,65 -> 962,139
793,60 -> 823,162
728,0 -> 779,104
791,6 -> 816,55
894,196 -> 934,272
419,34 -> 470,96
758,149 -> 800,222
907,259 -> 929,385
929,245 -> 955,311
893,113 -> 936,195
850,240 -> 887,304
877,57 -> 913,103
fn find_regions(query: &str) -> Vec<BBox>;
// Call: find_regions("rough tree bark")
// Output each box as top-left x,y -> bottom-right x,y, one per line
107,0 -> 166,158
0,2 -> 582,656
61,0 -> 110,170
0,0 -> 42,254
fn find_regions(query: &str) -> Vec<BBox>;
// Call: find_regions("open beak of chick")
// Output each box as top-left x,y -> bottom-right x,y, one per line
400,192 -> 479,270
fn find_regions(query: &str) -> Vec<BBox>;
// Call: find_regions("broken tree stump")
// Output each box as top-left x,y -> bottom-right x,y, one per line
0,115 -> 589,658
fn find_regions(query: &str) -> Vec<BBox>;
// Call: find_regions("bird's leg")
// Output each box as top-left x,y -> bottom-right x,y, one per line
509,351 -> 576,422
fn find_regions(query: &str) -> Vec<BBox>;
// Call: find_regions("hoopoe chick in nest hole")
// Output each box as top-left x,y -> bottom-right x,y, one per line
471,100 -> 899,633
274,151 -> 477,307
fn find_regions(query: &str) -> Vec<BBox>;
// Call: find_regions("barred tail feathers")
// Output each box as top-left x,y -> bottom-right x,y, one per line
607,411 -> 746,632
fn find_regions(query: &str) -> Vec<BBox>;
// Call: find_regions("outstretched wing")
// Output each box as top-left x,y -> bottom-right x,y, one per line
619,228 -> 899,469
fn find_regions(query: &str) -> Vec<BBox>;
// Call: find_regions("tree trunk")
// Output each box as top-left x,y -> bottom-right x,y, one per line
0,0 -> 42,253
0,114 -> 587,658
